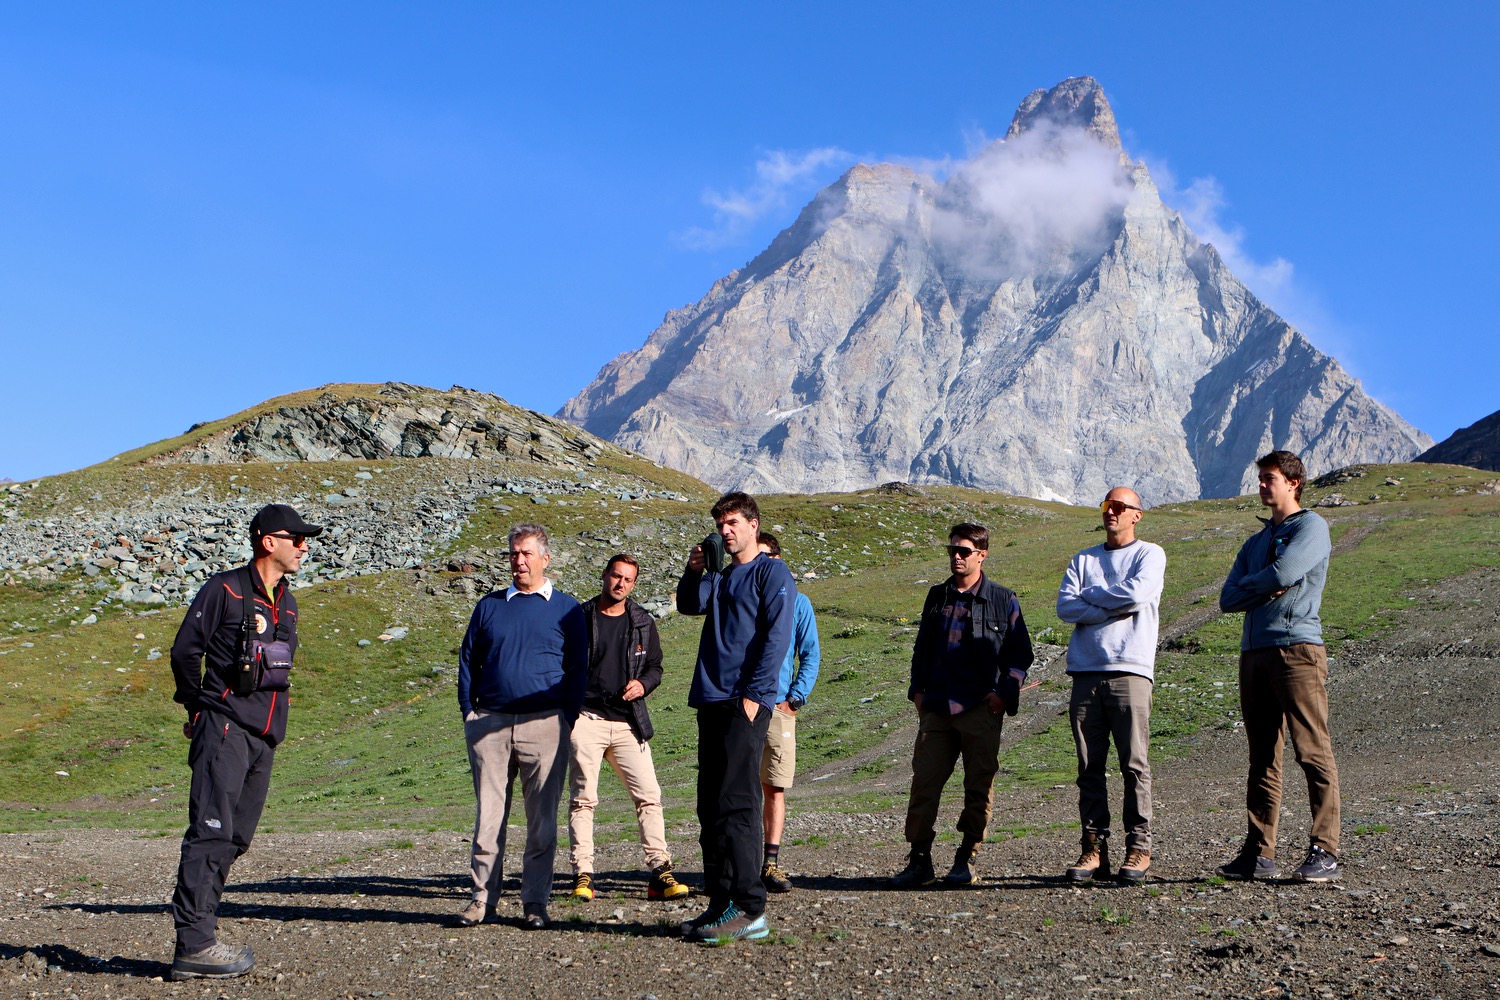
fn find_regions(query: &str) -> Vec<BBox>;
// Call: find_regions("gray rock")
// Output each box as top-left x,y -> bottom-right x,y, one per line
560,77 -> 1430,504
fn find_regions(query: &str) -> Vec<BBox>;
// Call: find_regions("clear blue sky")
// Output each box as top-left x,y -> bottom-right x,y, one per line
2,2 -> 1495,481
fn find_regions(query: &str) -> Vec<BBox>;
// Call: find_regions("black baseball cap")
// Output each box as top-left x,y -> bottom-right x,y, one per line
250,504 -> 324,541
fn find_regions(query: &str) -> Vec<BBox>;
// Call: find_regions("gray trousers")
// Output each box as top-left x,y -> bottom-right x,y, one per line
465,709 -> 568,908
1070,671 -> 1153,851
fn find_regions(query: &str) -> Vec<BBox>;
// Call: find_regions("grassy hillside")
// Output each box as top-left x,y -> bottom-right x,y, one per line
1,459 -> 1496,845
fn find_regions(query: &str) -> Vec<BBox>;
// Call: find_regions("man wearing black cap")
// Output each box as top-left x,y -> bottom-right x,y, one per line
166,503 -> 322,980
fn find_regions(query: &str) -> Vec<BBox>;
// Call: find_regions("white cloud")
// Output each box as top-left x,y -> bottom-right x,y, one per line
1154,168 -> 1295,300
676,146 -> 853,250
929,122 -> 1134,280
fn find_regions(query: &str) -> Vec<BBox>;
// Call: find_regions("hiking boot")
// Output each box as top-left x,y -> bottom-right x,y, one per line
1217,850 -> 1279,881
522,904 -> 549,930
681,903 -> 726,938
889,848 -> 937,889
687,902 -> 770,945
648,862 -> 690,900
1293,846 -> 1341,883
761,860 -> 793,893
945,840 -> 980,885
571,872 -> 595,901
457,899 -> 490,926
1065,835 -> 1110,882
170,942 -> 254,981
1116,848 -> 1151,885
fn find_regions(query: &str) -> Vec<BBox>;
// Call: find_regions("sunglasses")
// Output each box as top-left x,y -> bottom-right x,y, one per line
946,544 -> 982,558
267,532 -> 311,547
1099,500 -> 1142,515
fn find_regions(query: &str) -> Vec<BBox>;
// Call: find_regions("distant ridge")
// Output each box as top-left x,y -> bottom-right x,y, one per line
1416,408 -> 1500,473
561,77 -> 1430,504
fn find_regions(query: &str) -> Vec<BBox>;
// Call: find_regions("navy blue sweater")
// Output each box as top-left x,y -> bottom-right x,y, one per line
676,553 -> 796,709
457,585 -> 587,722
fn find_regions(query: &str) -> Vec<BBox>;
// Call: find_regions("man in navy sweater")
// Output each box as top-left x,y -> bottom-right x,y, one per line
457,522 -> 587,929
676,492 -> 796,944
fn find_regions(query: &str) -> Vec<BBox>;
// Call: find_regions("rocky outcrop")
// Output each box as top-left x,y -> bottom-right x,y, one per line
561,77 -> 1430,504
1415,409 -> 1500,473
160,383 -> 606,467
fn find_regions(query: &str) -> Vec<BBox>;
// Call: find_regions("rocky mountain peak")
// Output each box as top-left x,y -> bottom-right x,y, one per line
561,78 -> 1430,504
1005,75 -> 1121,151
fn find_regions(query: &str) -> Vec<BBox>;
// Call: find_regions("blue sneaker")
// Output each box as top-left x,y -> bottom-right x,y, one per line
1217,851 -> 1279,880
688,902 -> 770,945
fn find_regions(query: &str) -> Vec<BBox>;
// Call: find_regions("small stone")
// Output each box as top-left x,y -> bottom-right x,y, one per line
358,639 -> 372,647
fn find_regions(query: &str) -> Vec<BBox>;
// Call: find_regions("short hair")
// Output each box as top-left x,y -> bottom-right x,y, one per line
1256,450 -> 1308,501
949,522 -> 990,551
508,522 -> 550,557
757,531 -> 781,557
711,491 -> 760,524
603,552 -> 639,576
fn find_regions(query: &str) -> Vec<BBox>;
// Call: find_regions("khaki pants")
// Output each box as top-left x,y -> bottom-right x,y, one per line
903,702 -> 1003,845
1240,643 -> 1342,857
568,714 -> 670,873
465,709 -> 567,908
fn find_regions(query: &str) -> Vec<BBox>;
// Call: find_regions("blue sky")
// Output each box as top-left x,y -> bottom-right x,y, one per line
2,3 -> 1495,481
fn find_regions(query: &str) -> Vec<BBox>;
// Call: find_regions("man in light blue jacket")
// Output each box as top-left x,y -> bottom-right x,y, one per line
755,531 -> 821,893
1218,451 -> 1342,883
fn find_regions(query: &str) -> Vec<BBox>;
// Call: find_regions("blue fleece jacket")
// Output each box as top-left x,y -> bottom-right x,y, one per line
457,584 -> 587,721
1219,508 -> 1330,650
776,592 -> 820,706
676,553 -> 796,709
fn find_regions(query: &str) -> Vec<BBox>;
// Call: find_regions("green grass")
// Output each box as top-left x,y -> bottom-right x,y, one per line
1,460 -> 1498,834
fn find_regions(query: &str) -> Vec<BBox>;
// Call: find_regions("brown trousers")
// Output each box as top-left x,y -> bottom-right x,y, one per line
903,703 -> 1003,846
1239,643 -> 1342,857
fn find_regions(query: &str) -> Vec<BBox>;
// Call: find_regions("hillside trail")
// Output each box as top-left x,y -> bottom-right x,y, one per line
2,570 -> 1497,998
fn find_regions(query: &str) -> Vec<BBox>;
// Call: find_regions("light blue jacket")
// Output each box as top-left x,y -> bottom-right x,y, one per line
776,592 -> 820,706
1219,509 -> 1330,649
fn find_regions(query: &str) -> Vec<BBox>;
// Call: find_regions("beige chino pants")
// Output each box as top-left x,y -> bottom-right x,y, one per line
568,713 -> 670,873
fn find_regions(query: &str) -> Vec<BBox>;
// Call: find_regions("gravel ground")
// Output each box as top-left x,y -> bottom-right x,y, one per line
2,571 -> 1497,999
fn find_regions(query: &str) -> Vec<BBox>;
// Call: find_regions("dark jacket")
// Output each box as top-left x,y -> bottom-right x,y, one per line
583,596 -> 664,742
676,553 -> 797,709
909,573 -> 1033,713
170,563 -> 299,746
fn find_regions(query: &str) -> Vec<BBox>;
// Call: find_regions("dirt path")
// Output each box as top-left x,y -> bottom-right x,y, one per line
3,572 -> 1498,998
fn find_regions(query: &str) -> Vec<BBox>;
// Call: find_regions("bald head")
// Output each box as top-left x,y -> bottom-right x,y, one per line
1101,486 -> 1143,547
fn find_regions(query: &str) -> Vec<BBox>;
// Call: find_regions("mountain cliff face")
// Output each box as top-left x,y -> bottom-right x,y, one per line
1416,408 -> 1500,473
560,77 -> 1430,504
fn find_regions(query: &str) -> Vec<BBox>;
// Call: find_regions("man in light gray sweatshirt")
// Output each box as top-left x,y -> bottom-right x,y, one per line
1056,486 -> 1166,885
1217,450 -> 1341,883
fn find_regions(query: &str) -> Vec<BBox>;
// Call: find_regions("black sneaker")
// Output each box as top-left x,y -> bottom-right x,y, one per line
761,860 -> 793,893
1217,851 -> 1279,880
890,850 -> 937,889
1293,846 -> 1341,883
170,942 -> 254,981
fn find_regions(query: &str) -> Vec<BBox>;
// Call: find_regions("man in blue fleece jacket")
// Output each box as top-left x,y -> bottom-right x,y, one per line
676,492 -> 796,945
457,522 -> 586,929
1218,451 -> 1342,883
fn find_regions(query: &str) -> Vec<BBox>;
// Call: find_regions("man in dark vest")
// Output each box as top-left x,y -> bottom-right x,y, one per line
891,522 -> 1034,888
168,503 -> 322,980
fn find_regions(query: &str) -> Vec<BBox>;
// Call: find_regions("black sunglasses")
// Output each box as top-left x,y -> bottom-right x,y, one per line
1099,500 -> 1142,515
267,532 -> 311,546
946,544 -> 982,558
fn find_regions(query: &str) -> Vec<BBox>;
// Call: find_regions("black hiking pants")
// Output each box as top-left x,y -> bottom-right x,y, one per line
171,707 -> 275,953
695,700 -> 772,916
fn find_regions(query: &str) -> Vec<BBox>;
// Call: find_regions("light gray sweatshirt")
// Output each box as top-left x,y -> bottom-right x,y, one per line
1056,539 -> 1167,680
